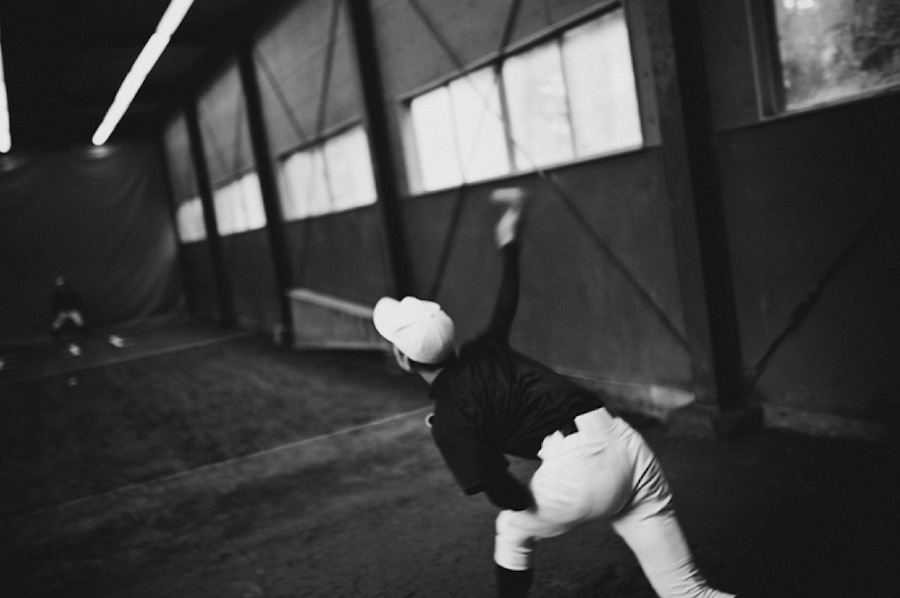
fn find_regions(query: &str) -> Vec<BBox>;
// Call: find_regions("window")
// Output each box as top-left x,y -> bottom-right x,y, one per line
213,171 -> 267,236
449,70 -> 511,182
406,7 -> 642,192
504,42 -> 575,169
563,13 -> 643,155
175,196 -> 207,243
770,0 -> 900,111
410,86 -> 463,190
278,124 -> 377,220
323,126 -> 378,211
171,173 -> 265,241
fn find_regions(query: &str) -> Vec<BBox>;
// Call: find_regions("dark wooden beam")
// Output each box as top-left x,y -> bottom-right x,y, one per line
184,100 -> 236,327
237,46 -> 296,346
345,0 -> 413,297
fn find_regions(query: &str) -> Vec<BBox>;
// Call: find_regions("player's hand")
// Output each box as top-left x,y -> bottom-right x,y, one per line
490,187 -> 527,210
491,188 -> 528,247
483,470 -> 533,511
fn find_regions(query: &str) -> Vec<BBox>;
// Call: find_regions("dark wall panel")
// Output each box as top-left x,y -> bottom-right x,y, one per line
197,62 -> 256,185
221,231 -> 282,330
284,207 -> 393,305
399,152 -> 691,387
162,113 -> 199,201
716,96 -> 900,422
255,0 -> 364,155
178,242 -> 220,323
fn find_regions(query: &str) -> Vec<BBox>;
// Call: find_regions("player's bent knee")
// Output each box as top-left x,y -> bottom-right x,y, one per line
494,510 -> 538,571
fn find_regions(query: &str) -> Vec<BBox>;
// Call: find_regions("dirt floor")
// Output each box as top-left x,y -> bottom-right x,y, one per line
2,324 -> 899,598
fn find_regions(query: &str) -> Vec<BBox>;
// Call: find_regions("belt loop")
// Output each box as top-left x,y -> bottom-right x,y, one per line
559,419 -> 578,437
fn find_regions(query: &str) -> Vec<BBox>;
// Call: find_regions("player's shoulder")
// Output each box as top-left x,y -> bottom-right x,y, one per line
430,388 -> 480,433
461,332 -> 511,357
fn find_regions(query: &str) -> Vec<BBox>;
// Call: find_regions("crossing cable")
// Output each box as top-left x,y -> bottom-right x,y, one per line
254,49 -> 311,149
198,104 -> 233,189
315,0 -> 343,139
425,183 -> 469,300
539,173 -> 690,349
745,187 -> 899,388
407,0 -> 689,349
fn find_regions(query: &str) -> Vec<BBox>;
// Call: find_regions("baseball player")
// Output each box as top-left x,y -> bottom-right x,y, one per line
373,188 -> 735,598
50,276 -> 89,356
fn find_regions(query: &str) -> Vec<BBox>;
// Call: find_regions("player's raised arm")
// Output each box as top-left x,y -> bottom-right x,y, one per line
484,188 -> 529,341
492,187 -> 527,248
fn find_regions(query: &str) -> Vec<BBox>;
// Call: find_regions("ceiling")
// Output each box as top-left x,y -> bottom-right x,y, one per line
1,0 -> 282,151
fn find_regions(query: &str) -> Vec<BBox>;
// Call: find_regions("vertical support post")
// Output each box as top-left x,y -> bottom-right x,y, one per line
665,0 -> 747,413
155,134 -> 196,316
345,0 -> 412,297
630,0 -> 756,431
237,46 -> 295,346
184,100 -> 236,327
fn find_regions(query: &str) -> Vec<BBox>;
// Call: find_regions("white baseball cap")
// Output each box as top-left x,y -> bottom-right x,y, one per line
373,296 -> 455,364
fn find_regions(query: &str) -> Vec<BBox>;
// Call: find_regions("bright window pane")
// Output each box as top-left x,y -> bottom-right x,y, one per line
214,182 -> 238,235
238,172 -> 267,231
503,42 -> 574,170
190,197 -> 206,241
410,86 -> 463,191
279,126 -> 377,219
563,10 -> 643,155
773,0 -> 900,110
449,68 -> 510,181
323,126 -> 378,211
305,149 -> 332,217
213,175 -> 265,235
280,152 -> 310,221
176,196 -> 206,243
280,147 -> 328,220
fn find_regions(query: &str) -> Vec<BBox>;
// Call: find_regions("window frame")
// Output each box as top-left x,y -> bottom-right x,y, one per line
175,196 -> 207,244
400,1 -> 644,194
275,120 -> 378,221
750,0 -> 900,117
211,170 -> 267,237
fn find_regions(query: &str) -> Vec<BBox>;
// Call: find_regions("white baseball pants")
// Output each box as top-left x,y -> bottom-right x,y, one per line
494,408 -> 734,598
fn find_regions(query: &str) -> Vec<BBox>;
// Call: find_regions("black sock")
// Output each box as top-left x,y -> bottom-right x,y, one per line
495,564 -> 533,598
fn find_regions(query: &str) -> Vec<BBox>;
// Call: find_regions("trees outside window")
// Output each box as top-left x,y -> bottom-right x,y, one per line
773,0 -> 900,110
406,7 -> 643,193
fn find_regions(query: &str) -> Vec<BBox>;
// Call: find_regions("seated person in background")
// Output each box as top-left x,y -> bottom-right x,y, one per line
51,276 -> 89,352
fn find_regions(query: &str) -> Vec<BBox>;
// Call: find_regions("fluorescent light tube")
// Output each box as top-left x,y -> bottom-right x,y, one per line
92,0 -> 194,145
158,0 -> 196,37
0,18 -> 10,153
